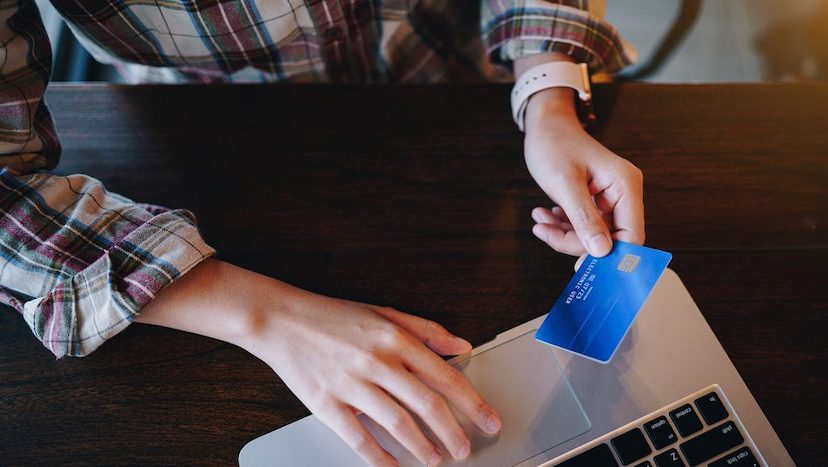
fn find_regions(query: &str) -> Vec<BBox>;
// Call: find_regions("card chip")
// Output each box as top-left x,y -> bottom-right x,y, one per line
617,254 -> 641,273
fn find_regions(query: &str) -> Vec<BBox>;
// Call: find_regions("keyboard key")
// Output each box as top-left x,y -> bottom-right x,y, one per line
611,428 -> 652,465
654,448 -> 686,467
558,443 -> 620,467
679,421 -> 744,466
709,446 -> 759,467
669,404 -> 703,437
644,416 -> 678,449
694,392 -> 728,425
634,462 -> 653,467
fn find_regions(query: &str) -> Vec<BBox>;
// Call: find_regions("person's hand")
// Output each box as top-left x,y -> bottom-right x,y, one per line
523,86 -> 645,257
136,260 -> 501,466
242,289 -> 502,467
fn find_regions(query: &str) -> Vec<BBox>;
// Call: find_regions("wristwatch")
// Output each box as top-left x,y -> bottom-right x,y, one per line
511,62 -> 595,132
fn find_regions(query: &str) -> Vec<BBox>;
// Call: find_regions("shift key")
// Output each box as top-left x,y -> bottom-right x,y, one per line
680,421 -> 744,466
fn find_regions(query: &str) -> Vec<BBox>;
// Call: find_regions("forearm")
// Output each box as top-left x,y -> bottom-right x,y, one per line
134,258 -> 293,352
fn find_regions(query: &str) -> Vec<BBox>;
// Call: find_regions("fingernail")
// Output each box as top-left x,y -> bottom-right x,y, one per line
453,336 -> 471,349
486,414 -> 501,434
455,440 -> 470,459
427,448 -> 441,466
574,254 -> 587,272
533,209 -> 551,223
588,233 -> 611,256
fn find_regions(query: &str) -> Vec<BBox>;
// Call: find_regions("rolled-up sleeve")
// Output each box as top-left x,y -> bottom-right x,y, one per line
480,0 -> 634,73
2,1 -> 215,358
0,170 -> 216,358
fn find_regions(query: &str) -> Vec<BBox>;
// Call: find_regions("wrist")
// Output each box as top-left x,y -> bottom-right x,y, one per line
136,259 -> 292,353
232,275 -> 304,356
524,87 -> 582,134
512,54 -> 591,133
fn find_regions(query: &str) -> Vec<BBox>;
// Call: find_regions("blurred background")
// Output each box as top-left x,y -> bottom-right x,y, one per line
35,0 -> 828,83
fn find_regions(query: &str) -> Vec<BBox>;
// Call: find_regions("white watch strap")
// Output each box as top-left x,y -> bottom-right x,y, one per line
511,62 -> 592,132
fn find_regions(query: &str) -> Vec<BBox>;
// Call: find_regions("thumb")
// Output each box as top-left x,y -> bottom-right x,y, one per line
555,183 -> 612,257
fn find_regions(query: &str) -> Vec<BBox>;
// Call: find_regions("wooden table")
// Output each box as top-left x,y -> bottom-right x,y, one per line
1,83 -> 825,465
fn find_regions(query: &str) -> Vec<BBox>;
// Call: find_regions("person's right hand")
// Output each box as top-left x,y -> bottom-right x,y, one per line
241,289 -> 502,466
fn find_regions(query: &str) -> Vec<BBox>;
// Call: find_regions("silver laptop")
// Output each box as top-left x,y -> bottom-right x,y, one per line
239,269 -> 793,466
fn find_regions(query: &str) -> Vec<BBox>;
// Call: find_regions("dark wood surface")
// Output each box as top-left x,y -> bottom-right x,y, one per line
1,83 -> 825,465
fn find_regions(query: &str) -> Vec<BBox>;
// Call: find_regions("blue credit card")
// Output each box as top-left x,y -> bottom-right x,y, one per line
535,241 -> 672,363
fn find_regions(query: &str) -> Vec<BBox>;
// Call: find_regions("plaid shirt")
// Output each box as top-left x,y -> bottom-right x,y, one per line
0,0 -> 631,357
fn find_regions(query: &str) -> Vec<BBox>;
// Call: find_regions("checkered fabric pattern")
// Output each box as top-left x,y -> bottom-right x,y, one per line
0,0 -> 631,357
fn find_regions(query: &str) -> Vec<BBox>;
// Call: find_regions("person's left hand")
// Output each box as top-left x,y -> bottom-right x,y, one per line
522,87 -> 646,257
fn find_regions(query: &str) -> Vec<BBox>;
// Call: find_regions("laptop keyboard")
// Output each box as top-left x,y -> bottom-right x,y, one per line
542,385 -> 765,467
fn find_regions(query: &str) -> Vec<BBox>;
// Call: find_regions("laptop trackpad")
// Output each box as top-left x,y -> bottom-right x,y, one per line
363,330 -> 591,466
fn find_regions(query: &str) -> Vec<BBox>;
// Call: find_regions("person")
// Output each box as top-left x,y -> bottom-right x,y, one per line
0,1 -> 644,465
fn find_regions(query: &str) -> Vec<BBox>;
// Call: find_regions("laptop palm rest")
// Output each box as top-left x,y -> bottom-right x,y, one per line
240,331 -> 591,466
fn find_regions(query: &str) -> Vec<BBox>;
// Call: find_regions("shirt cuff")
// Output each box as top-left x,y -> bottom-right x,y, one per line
482,2 -> 635,74
0,171 -> 216,358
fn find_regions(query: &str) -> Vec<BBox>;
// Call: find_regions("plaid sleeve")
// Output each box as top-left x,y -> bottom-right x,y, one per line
0,0 -> 60,174
480,0 -> 634,73
0,170 -> 216,358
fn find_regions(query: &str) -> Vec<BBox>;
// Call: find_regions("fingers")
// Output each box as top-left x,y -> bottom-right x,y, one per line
300,305 -> 498,465
371,308 -> 498,456
315,400 -> 400,467
373,307 -> 472,356
368,308 -> 498,460
534,176 -> 642,257
373,365 -> 472,462
552,179 -> 613,257
353,384 -> 443,466
531,223 -> 587,256
532,207 -> 585,256
574,253 -> 588,271
403,347 -> 501,440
